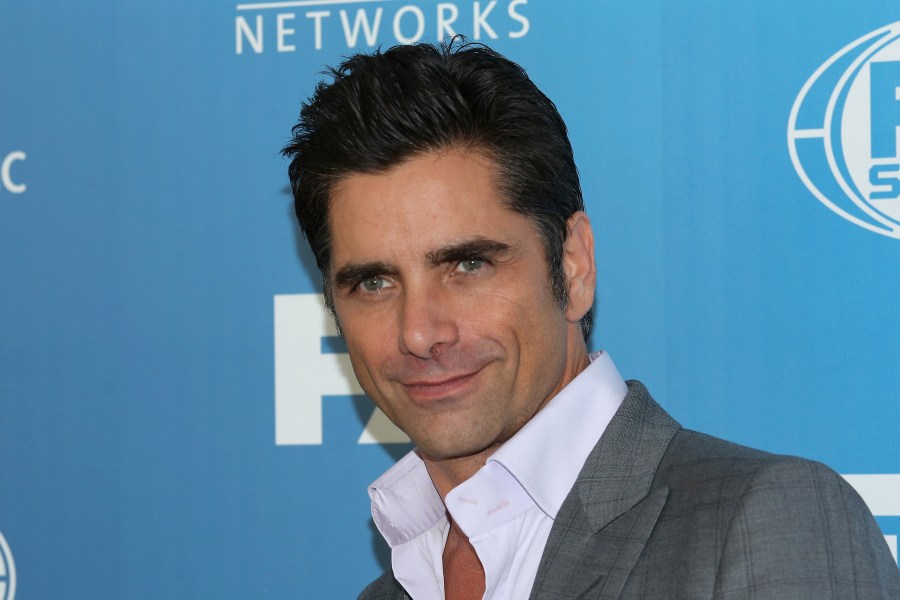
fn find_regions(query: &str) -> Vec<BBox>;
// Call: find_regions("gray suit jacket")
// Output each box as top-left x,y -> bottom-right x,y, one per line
359,381 -> 900,599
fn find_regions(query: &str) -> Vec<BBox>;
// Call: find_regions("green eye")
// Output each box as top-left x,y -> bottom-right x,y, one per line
457,258 -> 486,273
361,277 -> 387,292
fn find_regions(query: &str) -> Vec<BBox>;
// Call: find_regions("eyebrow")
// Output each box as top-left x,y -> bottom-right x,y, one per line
332,237 -> 515,290
425,237 -> 514,267
333,261 -> 397,290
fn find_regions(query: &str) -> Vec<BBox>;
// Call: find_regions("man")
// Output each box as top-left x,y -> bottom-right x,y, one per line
283,41 -> 899,599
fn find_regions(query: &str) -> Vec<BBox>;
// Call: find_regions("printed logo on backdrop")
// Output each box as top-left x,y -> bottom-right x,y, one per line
1,151 -> 26,194
788,22 -> 900,239
842,475 -> 900,565
235,0 -> 530,55
0,531 -> 16,600
273,293 -> 410,445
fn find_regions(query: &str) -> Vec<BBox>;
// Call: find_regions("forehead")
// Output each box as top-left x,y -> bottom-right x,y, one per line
327,150 -> 537,264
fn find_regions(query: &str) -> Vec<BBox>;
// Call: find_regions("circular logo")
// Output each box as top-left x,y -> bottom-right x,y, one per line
0,531 -> 15,600
788,22 -> 900,238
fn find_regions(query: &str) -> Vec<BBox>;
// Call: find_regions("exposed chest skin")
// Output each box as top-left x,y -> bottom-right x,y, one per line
442,521 -> 485,600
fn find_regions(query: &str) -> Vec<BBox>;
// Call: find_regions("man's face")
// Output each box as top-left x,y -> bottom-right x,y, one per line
328,150 -> 590,461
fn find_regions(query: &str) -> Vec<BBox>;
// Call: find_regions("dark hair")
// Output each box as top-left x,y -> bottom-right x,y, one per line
283,39 -> 592,340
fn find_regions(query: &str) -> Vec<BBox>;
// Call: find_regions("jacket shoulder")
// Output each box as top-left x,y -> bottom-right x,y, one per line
357,571 -> 406,600
656,427 -> 811,489
647,429 -> 900,598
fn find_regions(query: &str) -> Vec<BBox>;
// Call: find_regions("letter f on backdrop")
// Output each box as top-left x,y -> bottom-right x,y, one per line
274,294 -> 410,445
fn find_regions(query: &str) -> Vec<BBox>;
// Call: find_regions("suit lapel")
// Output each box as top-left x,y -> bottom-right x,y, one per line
529,382 -> 680,600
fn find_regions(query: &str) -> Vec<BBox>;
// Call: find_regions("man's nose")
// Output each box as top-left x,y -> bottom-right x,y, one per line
398,284 -> 458,359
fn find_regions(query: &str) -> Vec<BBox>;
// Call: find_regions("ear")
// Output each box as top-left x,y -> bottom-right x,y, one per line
562,211 -> 596,323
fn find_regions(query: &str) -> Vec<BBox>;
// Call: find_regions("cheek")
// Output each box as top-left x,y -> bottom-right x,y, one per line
344,337 -> 395,415
465,278 -> 562,335
337,312 -> 391,383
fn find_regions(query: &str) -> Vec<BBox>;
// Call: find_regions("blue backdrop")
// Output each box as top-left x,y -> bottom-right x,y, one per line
1,1 -> 898,598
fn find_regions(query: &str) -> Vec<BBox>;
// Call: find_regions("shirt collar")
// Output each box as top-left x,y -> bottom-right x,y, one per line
368,351 -> 628,548
488,350 -> 627,518
368,449 -> 444,548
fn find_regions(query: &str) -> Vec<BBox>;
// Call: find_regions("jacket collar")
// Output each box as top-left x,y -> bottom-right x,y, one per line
575,380 -> 681,532
529,381 -> 681,600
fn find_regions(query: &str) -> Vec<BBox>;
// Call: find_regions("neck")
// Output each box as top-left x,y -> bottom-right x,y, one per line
421,444 -> 498,500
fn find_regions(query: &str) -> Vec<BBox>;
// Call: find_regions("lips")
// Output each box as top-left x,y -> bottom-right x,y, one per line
399,369 -> 483,405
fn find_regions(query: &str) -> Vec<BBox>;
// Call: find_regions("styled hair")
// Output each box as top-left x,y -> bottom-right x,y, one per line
283,39 -> 592,340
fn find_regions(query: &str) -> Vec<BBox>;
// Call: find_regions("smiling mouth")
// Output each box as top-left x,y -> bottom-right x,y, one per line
400,369 -> 483,405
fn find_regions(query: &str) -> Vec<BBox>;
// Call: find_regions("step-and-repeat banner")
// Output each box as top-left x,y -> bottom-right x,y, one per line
1,2 -> 898,598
